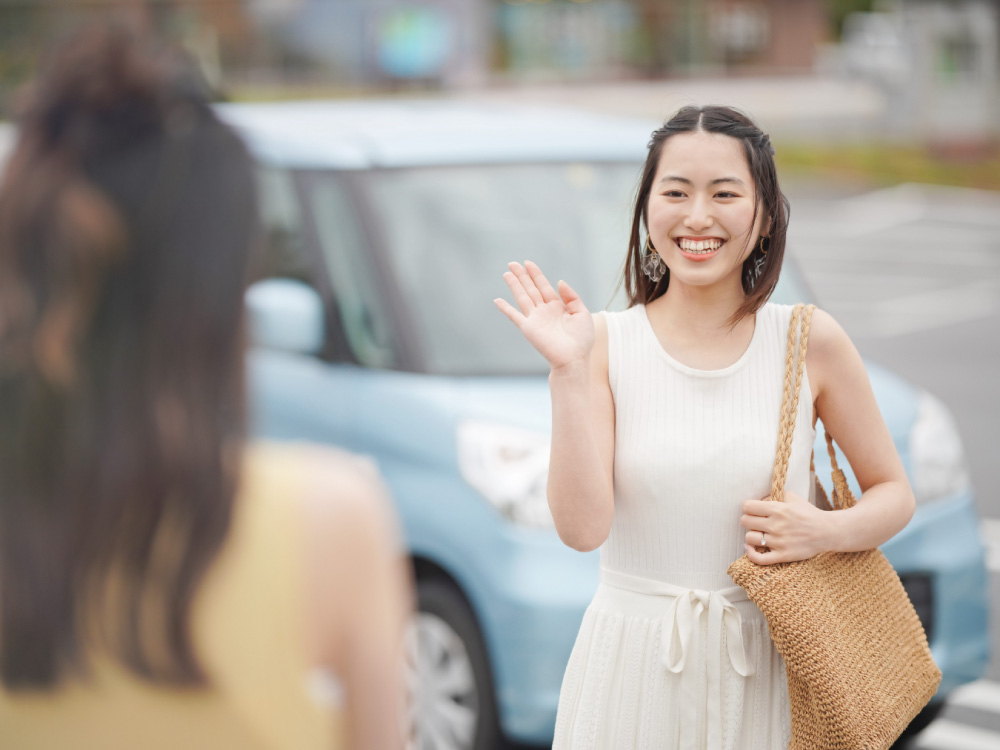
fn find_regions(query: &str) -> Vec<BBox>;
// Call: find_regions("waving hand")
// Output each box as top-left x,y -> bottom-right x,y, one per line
494,261 -> 595,371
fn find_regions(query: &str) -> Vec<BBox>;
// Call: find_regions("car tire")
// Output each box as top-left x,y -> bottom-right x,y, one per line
405,578 -> 501,750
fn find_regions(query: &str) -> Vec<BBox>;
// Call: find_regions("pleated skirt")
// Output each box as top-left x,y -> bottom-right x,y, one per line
553,579 -> 792,750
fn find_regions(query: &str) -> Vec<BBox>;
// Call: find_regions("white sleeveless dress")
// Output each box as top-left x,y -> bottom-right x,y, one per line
552,302 -> 817,750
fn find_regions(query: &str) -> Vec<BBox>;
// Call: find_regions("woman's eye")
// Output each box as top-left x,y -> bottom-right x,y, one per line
663,190 -> 685,198
716,191 -> 738,199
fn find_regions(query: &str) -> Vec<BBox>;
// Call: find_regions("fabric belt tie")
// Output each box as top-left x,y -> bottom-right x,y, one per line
600,567 -> 754,750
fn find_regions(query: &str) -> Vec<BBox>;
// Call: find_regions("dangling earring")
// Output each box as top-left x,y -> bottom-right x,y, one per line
641,236 -> 667,282
744,236 -> 768,291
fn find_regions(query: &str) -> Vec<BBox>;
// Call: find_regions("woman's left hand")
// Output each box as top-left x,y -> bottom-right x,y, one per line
740,491 -> 830,565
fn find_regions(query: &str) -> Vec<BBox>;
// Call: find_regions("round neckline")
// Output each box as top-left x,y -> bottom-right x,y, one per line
638,303 -> 763,378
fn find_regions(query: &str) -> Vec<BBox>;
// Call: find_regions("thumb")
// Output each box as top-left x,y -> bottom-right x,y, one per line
558,280 -> 588,314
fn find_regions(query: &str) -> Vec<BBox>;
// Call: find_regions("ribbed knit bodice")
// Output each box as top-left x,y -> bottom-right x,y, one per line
602,302 -> 816,593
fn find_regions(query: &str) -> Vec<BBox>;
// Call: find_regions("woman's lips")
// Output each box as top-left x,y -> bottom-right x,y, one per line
675,238 -> 724,262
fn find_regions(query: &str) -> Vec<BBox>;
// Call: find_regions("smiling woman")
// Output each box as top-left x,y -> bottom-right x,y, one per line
495,104 -> 919,749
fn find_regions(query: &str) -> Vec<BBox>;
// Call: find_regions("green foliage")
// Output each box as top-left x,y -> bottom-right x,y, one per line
776,140 -> 1000,191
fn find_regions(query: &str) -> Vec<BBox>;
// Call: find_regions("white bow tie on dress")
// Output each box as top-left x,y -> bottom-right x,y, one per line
600,568 -> 754,750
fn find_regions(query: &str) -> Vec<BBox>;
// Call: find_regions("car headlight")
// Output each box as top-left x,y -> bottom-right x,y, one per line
456,420 -> 554,528
910,391 -> 970,504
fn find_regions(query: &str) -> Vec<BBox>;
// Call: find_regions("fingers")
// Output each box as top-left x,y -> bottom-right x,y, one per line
507,262 -> 544,308
744,529 -> 770,547
524,261 -> 562,303
740,509 -> 775,530
557,279 -> 589,315
744,544 -> 778,566
741,498 -> 774,516
501,261 -> 589,321
493,297 -> 525,328
502,270 -> 536,316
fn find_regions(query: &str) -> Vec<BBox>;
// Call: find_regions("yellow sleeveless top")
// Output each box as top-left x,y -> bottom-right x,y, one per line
0,443 -> 342,750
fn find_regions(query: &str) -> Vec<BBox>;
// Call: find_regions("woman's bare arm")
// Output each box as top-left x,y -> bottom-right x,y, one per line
806,308 -> 915,549
495,261 -> 615,551
740,309 -> 915,563
546,313 -> 616,551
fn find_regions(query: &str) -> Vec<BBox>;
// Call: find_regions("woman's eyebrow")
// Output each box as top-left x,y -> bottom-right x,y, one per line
659,175 -> 747,187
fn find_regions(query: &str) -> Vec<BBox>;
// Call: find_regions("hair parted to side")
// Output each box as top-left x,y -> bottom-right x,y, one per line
0,24 -> 258,689
622,105 -> 789,324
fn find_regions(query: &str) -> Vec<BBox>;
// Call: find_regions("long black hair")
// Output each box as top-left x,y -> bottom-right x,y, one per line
622,105 -> 789,324
0,25 -> 258,688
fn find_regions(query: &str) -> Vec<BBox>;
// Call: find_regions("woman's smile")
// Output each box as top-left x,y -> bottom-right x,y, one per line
675,236 -> 725,261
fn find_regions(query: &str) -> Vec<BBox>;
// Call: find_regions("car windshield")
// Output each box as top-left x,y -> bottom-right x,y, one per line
351,163 -> 810,375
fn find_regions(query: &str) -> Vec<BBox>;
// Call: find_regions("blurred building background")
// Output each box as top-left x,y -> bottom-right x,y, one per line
0,1 -> 998,159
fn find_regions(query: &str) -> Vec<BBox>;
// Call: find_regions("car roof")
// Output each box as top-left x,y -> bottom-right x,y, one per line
215,99 -> 657,170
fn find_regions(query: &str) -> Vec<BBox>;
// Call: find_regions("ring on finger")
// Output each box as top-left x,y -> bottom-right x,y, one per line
760,532 -> 767,547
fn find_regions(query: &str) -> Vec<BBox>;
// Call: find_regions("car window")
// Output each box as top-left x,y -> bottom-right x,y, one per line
308,176 -> 398,369
256,165 -> 314,283
359,162 -> 636,375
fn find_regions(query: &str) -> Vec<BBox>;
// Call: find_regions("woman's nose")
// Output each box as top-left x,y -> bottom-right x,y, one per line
685,197 -> 713,231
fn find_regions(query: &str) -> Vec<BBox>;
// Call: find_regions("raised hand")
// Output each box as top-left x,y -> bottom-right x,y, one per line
494,260 -> 595,372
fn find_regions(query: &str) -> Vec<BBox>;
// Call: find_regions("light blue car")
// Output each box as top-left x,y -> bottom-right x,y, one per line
217,100 -> 989,749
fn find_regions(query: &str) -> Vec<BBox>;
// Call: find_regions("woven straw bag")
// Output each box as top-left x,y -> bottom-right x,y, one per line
727,303 -> 941,750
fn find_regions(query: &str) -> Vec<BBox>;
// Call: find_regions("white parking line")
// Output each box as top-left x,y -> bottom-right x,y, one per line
789,240 -> 1000,269
947,679 -> 1000,714
811,280 -> 1000,339
794,183 -> 1000,236
913,719 -> 1000,750
866,279 -> 1000,337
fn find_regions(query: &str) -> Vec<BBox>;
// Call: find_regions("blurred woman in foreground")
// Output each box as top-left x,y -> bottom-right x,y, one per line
0,26 -> 408,750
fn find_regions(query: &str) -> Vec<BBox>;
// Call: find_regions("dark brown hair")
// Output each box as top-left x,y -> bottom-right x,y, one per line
0,25 -> 258,689
622,105 -> 789,323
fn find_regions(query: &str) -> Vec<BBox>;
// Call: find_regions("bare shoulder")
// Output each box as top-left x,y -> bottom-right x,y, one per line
804,307 -> 866,397
592,310 -> 609,340
295,444 -> 401,561
807,307 -> 858,360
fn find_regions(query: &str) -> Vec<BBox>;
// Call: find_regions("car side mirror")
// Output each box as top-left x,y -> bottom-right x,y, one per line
246,278 -> 324,355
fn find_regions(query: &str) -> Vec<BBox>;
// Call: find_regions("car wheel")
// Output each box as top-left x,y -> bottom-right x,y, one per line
404,579 -> 500,750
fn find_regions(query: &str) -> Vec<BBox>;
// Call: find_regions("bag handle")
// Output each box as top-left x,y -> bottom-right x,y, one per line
770,303 -> 814,501
823,424 -> 857,510
824,430 -> 841,472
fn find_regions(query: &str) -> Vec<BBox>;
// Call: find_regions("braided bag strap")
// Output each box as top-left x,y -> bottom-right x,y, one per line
770,303 -> 815,502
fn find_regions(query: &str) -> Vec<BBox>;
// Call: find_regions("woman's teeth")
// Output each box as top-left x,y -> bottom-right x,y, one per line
678,238 -> 723,254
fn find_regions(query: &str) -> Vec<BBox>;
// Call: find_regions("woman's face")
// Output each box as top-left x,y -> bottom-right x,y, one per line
645,130 -> 764,292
